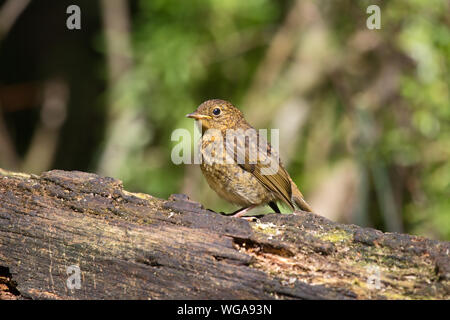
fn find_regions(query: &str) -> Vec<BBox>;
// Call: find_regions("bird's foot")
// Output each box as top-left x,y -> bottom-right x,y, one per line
241,216 -> 260,222
230,205 -> 258,218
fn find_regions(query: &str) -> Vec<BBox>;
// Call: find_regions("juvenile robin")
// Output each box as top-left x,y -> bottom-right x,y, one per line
186,99 -> 312,217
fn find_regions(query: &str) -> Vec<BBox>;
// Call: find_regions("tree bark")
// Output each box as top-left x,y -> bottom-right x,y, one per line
0,168 -> 448,300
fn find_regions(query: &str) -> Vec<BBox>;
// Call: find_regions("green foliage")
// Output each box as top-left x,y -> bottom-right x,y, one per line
96,0 -> 450,239
1,1 -> 448,240
114,0 -> 279,198
391,0 -> 450,239
105,0 -> 450,239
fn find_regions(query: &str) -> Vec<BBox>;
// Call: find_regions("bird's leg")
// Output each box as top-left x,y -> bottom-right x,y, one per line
230,205 -> 258,218
268,201 -> 280,213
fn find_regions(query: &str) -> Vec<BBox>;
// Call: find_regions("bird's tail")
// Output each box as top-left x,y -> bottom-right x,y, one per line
289,177 -> 313,212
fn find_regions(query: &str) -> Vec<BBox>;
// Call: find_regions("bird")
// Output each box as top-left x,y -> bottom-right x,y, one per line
186,99 -> 312,217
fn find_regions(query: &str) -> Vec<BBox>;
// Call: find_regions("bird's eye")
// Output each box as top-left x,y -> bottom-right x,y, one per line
212,108 -> 221,116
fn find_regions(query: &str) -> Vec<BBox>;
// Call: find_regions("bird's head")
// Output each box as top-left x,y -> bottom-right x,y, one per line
186,99 -> 244,131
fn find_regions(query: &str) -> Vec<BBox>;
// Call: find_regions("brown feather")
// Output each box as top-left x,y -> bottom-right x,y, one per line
188,99 -> 313,213
224,124 -> 296,210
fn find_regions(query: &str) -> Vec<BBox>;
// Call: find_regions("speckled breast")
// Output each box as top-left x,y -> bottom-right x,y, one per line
199,132 -> 275,207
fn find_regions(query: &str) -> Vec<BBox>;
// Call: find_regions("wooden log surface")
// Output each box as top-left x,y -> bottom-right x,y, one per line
0,168 -> 448,300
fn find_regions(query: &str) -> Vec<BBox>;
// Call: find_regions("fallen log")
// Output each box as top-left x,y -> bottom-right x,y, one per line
0,168 -> 448,300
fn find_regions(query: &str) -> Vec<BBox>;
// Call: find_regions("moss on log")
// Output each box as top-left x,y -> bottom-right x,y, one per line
0,168 -> 448,300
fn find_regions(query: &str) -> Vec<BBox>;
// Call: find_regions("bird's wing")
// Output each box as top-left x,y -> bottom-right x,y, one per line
224,129 -> 294,209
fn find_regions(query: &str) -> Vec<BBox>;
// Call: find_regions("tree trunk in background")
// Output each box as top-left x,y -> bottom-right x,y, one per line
97,0 -> 146,178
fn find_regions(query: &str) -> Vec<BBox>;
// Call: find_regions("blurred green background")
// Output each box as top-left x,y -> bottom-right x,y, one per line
0,0 -> 448,240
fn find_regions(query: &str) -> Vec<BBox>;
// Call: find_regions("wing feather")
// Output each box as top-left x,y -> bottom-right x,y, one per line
224,129 -> 294,209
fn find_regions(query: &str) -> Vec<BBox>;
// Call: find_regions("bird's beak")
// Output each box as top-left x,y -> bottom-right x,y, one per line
186,112 -> 212,120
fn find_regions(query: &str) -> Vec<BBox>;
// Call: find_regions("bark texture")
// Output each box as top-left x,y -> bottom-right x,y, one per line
0,168 -> 448,300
